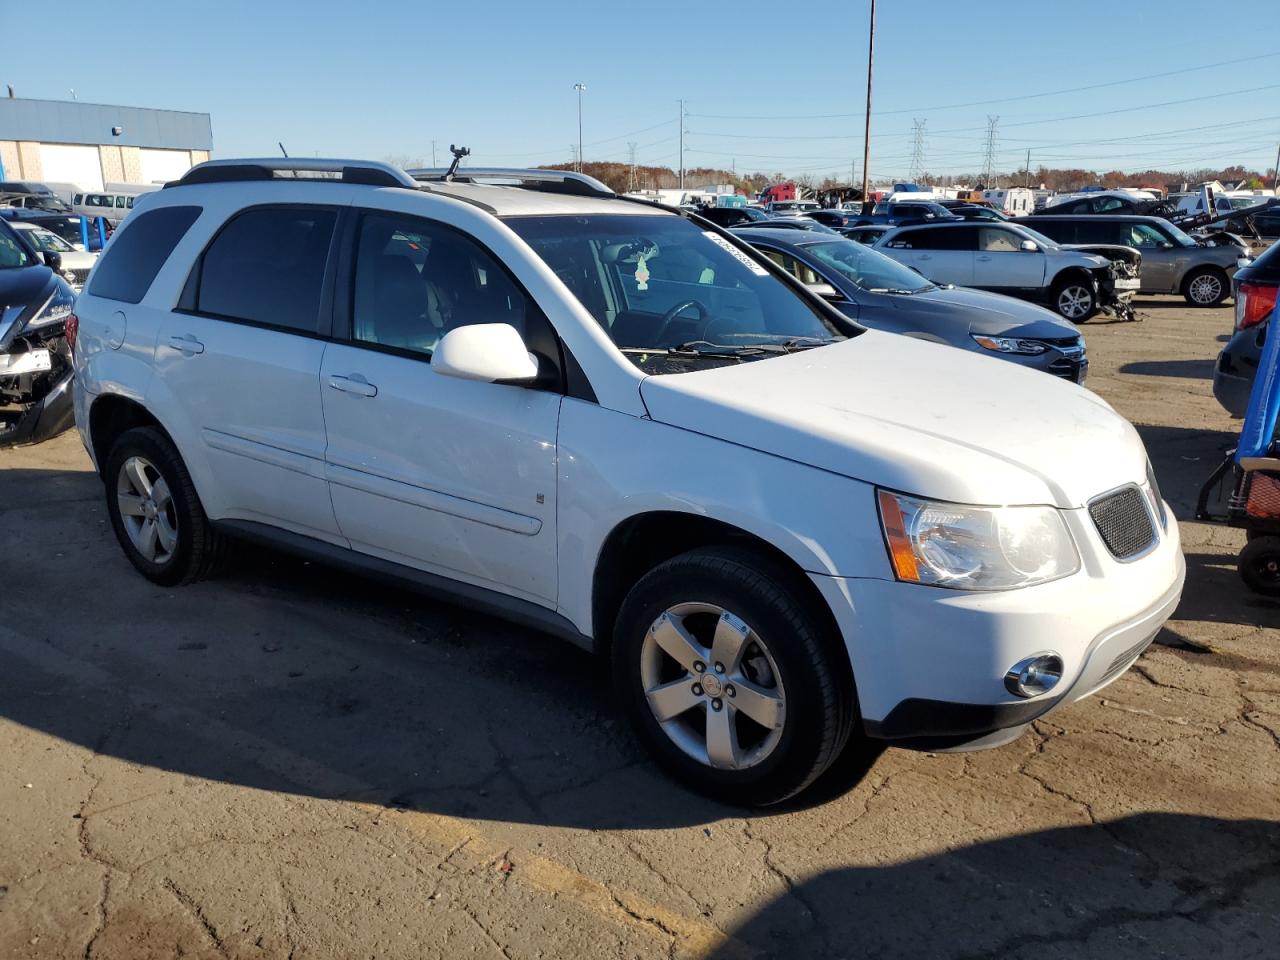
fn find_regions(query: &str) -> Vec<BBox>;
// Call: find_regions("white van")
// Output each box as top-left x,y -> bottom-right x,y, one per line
71,185 -> 161,225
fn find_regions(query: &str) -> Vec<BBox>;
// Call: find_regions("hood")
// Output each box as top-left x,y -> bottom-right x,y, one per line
1061,243 -> 1141,269
639,331 -> 1145,509
0,264 -> 56,314
897,285 -> 1080,338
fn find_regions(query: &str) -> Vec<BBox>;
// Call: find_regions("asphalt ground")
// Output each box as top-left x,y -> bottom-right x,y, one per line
1,294 -> 1277,959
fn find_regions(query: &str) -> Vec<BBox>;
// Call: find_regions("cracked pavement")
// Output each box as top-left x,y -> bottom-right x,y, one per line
1,297 -> 1278,959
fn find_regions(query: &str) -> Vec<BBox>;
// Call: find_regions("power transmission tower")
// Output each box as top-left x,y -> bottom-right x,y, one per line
909,118 -> 926,183
628,142 -> 638,193
981,115 -> 999,188
569,143 -> 578,169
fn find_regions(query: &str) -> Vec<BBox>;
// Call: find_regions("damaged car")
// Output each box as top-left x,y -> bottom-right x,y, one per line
0,217 -> 76,447
874,221 -> 1138,322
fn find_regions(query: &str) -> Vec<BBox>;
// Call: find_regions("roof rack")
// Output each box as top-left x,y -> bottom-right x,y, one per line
406,167 -> 614,198
167,158 -> 420,190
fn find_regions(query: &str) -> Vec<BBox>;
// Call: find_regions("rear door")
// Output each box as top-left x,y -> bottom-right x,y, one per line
319,208 -> 562,603
152,204 -> 344,541
887,225 -> 976,285
975,226 -> 1044,290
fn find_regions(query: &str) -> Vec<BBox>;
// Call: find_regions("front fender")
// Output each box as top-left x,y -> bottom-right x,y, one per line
555,399 -> 891,636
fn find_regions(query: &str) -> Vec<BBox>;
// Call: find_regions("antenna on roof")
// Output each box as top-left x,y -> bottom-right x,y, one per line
278,142 -> 289,158
445,145 -> 470,182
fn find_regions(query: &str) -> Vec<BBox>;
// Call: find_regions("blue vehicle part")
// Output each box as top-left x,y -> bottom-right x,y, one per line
1236,302 -> 1280,462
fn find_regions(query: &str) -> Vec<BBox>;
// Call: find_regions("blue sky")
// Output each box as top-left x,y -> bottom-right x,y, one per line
8,0 -> 1278,181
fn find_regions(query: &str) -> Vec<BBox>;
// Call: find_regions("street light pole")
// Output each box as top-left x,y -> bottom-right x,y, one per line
679,98 -> 685,191
861,0 -> 875,211
573,83 -> 587,173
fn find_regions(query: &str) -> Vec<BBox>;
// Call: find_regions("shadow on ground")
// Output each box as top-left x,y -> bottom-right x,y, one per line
0,465 -> 886,831
708,813 -> 1280,959
1119,358 -> 1216,379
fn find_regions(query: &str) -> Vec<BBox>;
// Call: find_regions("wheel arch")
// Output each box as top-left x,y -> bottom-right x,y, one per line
88,393 -> 173,478
1181,263 -> 1229,296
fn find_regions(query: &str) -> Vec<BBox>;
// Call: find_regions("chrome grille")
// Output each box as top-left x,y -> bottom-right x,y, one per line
1089,486 -> 1157,560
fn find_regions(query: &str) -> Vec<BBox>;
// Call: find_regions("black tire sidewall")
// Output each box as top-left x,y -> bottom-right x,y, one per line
612,550 -> 848,805
104,427 -> 199,586
1239,536 -> 1280,597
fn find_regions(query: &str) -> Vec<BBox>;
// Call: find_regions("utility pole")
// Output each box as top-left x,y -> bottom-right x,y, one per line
1273,141 -> 1280,194
573,83 -> 587,173
628,142 -> 638,193
1024,148 -> 1031,188
431,140 -> 437,167
678,98 -> 685,191
861,0 -> 875,210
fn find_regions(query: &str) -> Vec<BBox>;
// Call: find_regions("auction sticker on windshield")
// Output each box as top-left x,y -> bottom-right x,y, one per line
703,231 -> 769,276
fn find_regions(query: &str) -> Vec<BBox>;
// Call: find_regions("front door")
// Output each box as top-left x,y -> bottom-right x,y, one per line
975,226 -> 1045,291
888,225 -> 976,286
152,204 -> 344,541
319,210 -> 561,604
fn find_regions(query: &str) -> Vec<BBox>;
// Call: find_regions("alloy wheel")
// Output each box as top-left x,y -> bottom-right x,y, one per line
1188,274 -> 1223,305
640,602 -> 787,771
1057,285 -> 1093,319
116,456 -> 179,564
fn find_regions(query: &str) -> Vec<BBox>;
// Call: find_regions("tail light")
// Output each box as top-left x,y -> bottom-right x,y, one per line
1237,281 -> 1278,331
65,312 -> 79,354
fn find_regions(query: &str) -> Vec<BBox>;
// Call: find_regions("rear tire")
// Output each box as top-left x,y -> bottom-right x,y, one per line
612,546 -> 855,806
1239,536 -> 1280,597
1183,267 -> 1229,307
104,426 -> 227,586
1050,275 -> 1098,322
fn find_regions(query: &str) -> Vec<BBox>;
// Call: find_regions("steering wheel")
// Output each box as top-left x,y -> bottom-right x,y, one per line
655,299 -> 711,346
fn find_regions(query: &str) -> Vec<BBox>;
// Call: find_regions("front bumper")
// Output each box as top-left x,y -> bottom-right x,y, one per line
810,500 -> 1185,749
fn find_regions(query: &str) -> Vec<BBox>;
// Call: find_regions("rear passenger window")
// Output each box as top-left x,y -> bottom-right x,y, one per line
87,205 -> 202,304
196,206 -> 337,334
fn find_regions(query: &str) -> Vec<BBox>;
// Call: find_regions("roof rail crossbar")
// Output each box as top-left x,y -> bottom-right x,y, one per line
406,167 -> 614,198
168,158 -> 420,190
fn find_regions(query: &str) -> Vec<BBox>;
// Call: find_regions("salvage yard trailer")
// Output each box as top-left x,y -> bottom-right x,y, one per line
980,188 -> 1035,217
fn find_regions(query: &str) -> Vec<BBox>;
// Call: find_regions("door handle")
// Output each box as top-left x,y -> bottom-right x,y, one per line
918,253 -> 933,260
976,255 -> 993,261
166,334 -> 204,355
328,374 -> 378,398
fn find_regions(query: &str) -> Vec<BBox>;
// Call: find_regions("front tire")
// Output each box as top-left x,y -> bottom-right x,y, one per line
1183,267 -> 1229,307
104,426 -> 227,586
612,547 -> 855,805
1051,275 -> 1098,322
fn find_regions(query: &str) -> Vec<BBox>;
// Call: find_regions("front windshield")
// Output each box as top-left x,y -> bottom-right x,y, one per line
21,227 -> 72,253
0,225 -> 34,268
507,214 -> 847,367
1162,221 -> 1199,247
803,239 -> 933,293
1015,225 -> 1061,249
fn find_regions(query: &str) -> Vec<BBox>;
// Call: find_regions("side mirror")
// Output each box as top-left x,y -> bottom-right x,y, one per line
806,281 -> 842,301
1160,242 -> 1175,250
1019,240 -> 1038,252
42,250 -> 63,272
1239,256 -> 1254,270
431,323 -> 538,384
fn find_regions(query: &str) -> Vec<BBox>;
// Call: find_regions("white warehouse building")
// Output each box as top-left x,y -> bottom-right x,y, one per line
0,95 -> 212,192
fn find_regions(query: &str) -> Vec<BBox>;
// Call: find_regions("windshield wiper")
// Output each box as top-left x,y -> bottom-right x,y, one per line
779,336 -> 841,351
864,287 -> 924,295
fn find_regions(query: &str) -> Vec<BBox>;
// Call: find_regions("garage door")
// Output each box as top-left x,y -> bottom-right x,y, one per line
139,148 -> 193,185
39,143 -> 103,192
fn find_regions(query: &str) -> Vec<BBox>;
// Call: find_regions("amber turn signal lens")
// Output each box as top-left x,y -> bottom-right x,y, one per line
877,489 -> 920,582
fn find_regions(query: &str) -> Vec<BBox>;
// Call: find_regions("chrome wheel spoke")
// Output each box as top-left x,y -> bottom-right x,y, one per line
650,614 -> 706,673
155,516 -> 179,556
124,457 -> 153,497
136,518 -> 159,560
117,493 -> 146,517
646,678 -> 702,723
730,679 -> 784,730
705,703 -> 740,769
151,476 -> 172,512
710,611 -> 750,673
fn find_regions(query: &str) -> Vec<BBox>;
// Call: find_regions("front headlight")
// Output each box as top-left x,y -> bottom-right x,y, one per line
971,334 -> 1048,356
25,286 -> 75,329
877,489 -> 1080,590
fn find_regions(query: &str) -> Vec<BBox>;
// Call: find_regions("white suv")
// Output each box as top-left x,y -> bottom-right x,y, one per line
71,159 -> 1185,804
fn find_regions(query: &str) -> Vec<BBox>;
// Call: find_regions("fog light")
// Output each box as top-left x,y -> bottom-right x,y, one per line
1004,654 -> 1063,698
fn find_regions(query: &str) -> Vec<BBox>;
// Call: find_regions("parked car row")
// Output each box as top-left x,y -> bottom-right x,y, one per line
66,158 -> 1184,804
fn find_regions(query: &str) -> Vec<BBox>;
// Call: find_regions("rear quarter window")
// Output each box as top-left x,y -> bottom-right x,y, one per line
87,205 -> 203,304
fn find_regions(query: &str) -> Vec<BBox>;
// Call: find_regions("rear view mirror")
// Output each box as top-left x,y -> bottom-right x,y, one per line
431,323 -> 538,384
806,282 -> 842,301
1019,240 -> 1038,252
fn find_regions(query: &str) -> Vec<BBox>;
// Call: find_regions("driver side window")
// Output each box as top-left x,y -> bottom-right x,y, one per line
978,228 -> 1020,252
759,249 -> 821,285
351,213 -> 534,358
